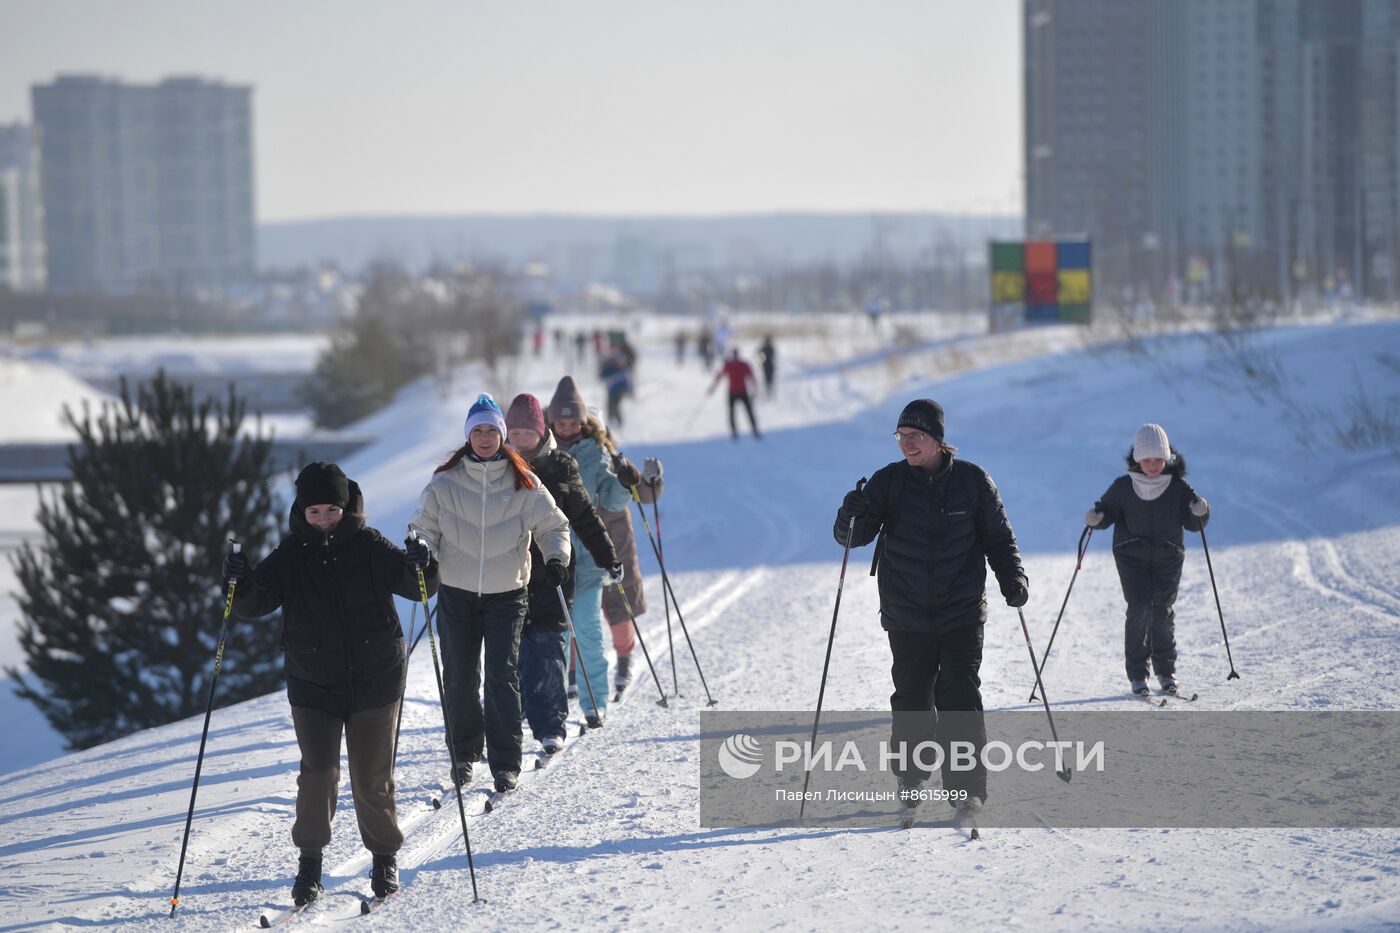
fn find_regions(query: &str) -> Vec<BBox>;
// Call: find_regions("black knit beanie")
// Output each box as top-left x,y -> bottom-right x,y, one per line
897,399 -> 945,441
294,461 -> 350,510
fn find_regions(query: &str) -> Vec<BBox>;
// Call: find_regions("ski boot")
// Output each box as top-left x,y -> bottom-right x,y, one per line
585,710 -> 605,730
493,769 -> 519,793
613,654 -> 633,694
291,853 -> 323,907
370,854 -> 399,897
1158,673 -> 1178,696
451,760 -> 473,788
1130,678 -> 1150,697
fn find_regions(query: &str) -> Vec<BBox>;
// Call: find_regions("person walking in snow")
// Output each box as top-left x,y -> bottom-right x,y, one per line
1085,423 -> 1210,698
408,394 -> 571,795
599,345 -> 632,428
709,348 -> 762,440
504,392 -> 619,753
546,376 -> 630,728
756,335 -> 777,398
222,461 -> 436,906
833,400 -> 1028,823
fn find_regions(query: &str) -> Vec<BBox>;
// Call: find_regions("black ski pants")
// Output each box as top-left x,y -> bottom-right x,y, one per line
290,700 -> 403,856
727,391 -> 760,439
887,623 -> 988,802
1124,602 -> 1177,681
436,584 -> 527,775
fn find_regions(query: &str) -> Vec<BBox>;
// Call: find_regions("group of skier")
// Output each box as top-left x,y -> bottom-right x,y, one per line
220,374 -> 665,908
835,401 -> 1210,826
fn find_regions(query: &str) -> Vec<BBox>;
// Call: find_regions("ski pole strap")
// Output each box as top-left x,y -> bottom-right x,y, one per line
1076,525 -> 1092,569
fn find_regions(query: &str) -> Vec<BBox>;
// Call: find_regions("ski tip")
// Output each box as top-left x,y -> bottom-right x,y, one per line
259,916 -> 272,928
1157,698 -> 1167,707
1058,769 -> 1073,783
432,797 -> 442,809
360,900 -> 371,915
484,799 -> 494,813
970,827 -> 980,840
1188,692 -> 1199,701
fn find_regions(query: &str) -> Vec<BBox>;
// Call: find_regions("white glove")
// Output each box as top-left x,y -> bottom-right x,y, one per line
1085,508 -> 1104,527
1190,497 -> 1209,517
642,457 -> 663,482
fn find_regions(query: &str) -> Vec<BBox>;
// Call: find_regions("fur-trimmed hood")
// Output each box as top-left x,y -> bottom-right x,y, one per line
1125,446 -> 1188,477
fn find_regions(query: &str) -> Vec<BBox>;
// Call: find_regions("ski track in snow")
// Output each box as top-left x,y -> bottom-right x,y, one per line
1,312 -> 1399,930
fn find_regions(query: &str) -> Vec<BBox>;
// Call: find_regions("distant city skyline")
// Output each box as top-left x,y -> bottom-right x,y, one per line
0,0 -> 1022,223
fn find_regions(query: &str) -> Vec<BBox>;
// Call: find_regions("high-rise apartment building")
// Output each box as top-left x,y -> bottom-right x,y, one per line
1025,0 -> 1400,301
0,122 -> 47,291
32,75 -> 254,294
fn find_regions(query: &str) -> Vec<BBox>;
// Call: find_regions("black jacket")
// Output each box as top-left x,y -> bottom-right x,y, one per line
231,481 -> 440,718
525,444 -> 617,631
1089,450 -> 1207,606
835,456 -> 1026,633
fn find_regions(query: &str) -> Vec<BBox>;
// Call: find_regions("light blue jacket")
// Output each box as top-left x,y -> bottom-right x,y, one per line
562,435 -> 631,583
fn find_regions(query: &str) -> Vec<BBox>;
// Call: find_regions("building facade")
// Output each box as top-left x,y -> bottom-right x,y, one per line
1025,0 -> 1400,303
32,75 -> 254,294
0,122 -> 47,291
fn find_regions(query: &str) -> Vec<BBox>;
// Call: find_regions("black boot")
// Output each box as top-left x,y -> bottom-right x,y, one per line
292,853 -> 322,906
370,854 -> 399,898
451,760 -> 473,787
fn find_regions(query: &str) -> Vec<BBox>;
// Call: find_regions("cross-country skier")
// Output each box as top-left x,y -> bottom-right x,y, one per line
504,392 -> 618,754
546,377 -> 630,728
756,335 -> 777,398
408,394 -> 571,795
1085,423 -> 1210,697
708,348 -> 762,440
832,400 -> 1028,826
222,461 -> 437,905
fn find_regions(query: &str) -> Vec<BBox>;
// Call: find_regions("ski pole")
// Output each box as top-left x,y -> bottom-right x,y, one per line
1029,526 -> 1093,702
410,532 -> 482,903
798,478 -> 865,824
629,484 -> 718,706
649,478 -> 679,697
556,586 -> 602,722
391,599 -> 419,769
1017,607 -> 1072,783
609,581 -> 669,706
1198,524 -> 1240,680
170,540 -> 240,918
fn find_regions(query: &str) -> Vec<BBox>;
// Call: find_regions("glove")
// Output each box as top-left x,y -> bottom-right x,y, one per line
840,487 -> 868,519
222,551 -> 249,582
1190,497 -> 1209,517
403,535 -> 430,568
607,561 -> 625,585
1004,583 -> 1029,608
642,457 -> 663,483
545,558 -> 569,588
614,457 -> 641,488
1085,508 -> 1104,527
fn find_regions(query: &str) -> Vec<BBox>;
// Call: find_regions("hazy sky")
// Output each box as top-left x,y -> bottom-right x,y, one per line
0,1 -> 1022,222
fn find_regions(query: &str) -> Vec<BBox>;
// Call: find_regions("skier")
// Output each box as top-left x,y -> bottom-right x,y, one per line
504,392 -> 618,754
546,376 -> 629,728
674,329 -> 688,364
1085,423 -> 1210,697
697,328 -> 714,370
590,412 -> 664,697
833,400 -> 1028,825
408,394 -> 571,795
599,346 -> 632,428
756,335 -> 777,398
708,348 -> 762,440
221,461 -> 436,905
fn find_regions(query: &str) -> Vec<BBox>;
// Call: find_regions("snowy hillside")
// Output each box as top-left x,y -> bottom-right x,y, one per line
1,312 -> 1399,930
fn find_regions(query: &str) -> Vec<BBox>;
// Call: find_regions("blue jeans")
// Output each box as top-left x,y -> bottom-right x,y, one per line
519,624 -> 568,743
565,578 -> 609,715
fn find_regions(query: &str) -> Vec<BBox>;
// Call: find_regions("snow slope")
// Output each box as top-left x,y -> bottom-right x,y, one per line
1,313 -> 1398,931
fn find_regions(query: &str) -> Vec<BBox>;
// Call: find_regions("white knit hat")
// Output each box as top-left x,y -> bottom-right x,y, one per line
1133,423 -> 1171,462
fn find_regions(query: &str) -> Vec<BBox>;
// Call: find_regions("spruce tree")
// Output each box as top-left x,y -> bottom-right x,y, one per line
6,371 -> 285,750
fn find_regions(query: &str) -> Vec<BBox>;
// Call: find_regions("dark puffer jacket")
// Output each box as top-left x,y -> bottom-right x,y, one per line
232,481 -> 440,718
834,456 -> 1026,634
1089,449 -> 1208,606
524,439 -> 617,631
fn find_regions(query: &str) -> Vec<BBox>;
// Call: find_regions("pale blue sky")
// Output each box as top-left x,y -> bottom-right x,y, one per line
0,0 -> 1022,222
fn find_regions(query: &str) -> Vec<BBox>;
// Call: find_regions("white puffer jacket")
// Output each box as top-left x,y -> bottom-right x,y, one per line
409,456 -> 571,595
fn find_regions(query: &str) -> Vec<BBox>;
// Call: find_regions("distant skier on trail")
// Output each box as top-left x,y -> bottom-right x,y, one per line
408,394 -> 572,796
222,461 -> 438,906
756,335 -> 777,398
504,393 -> 618,755
708,348 -> 762,440
1084,423 -> 1210,699
832,400 -> 1028,828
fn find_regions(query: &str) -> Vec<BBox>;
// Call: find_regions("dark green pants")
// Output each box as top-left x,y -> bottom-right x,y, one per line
290,700 -> 403,856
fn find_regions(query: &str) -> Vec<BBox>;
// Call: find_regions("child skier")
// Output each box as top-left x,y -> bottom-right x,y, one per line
1085,423 -> 1210,697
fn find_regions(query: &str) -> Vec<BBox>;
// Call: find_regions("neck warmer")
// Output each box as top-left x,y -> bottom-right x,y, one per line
1130,471 -> 1172,501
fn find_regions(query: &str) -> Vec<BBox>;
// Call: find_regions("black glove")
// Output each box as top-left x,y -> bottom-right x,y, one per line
1004,583 -> 1029,609
607,561 -> 625,585
840,487 -> 868,519
403,536 -> 430,568
222,551 -> 249,582
545,558 -> 569,588
614,457 -> 641,488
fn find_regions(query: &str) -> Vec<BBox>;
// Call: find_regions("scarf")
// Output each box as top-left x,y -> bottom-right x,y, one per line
1130,471 -> 1171,501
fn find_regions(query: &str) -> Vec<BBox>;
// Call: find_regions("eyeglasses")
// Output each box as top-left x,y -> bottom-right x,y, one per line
893,430 -> 928,445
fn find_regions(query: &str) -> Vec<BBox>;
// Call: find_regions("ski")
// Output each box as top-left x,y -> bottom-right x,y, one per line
358,890 -> 400,915
1158,688 -> 1199,702
483,788 -> 514,813
1132,691 -> 1167,707
257,891 -> 356,928
899,809 -> 916,830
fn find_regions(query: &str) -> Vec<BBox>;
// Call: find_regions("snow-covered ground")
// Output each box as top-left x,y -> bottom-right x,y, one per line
1,311 -> 1398,930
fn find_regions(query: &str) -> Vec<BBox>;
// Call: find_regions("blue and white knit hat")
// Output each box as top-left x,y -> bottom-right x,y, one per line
464,393 -> 507,438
